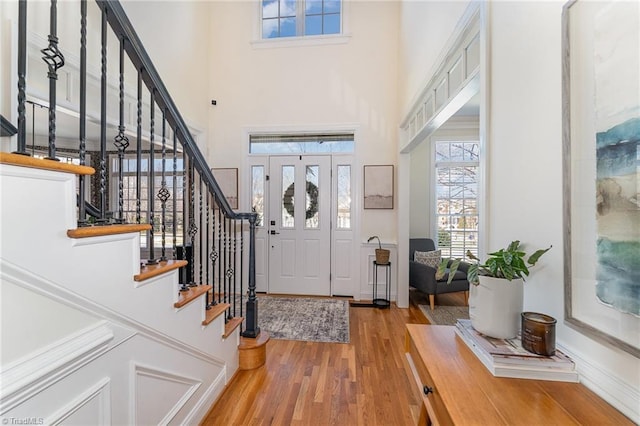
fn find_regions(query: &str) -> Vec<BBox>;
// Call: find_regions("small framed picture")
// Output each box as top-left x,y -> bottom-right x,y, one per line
364,165 -> 394,209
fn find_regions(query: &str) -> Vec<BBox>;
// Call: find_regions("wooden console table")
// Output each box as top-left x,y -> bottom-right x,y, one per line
405,324 -> 632,425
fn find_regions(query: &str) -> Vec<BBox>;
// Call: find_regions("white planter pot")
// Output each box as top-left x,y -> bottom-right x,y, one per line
468,276 -> 523,339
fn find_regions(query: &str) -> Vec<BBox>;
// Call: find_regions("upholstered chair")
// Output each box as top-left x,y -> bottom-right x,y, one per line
409,238 -> 470,310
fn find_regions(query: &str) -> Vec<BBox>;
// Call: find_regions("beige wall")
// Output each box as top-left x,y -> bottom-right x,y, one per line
206,0 -> 400,242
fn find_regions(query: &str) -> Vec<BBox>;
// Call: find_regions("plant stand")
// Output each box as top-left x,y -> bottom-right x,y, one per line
372,260 -> 391,308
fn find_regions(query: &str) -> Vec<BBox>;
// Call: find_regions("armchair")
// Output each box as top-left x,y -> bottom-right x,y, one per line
409,238 -> 470,310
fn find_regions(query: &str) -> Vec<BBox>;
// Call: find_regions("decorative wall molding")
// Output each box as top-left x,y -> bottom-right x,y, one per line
181,370 -> 227,425
0,322 -> 114,415
0,258 -> 226,367
131,363 -> 201,425
46,378 -> 111,425
399,2 -> 482,154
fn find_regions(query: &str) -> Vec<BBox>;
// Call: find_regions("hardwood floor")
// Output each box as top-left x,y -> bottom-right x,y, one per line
201,290 -> 465,425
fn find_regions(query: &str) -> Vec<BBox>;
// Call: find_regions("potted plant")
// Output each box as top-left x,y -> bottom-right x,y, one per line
367,236 -> 390,264
464,240 -> 551,339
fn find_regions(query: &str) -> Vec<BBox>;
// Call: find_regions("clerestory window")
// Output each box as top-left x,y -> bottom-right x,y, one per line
262,0 -> 341,39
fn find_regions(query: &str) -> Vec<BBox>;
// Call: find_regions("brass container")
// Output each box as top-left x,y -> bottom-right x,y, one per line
521,312 -> 556,356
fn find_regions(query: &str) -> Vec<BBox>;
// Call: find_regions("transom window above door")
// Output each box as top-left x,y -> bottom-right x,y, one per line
262,0 -> 342,39
249,133 -> 353,154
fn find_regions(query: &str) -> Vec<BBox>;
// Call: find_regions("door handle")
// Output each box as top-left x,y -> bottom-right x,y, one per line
270,230 -> 280,235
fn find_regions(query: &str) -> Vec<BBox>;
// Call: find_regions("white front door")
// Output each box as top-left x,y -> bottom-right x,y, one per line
268,155 -> 331,295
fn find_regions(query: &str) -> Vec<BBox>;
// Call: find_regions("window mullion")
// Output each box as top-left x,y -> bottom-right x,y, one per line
297,0 -> 305,36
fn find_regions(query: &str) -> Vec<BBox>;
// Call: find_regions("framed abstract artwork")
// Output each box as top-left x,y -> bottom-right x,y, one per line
364,165 -> 394,209
562,0 -> 639,357
212,168 -> 238,209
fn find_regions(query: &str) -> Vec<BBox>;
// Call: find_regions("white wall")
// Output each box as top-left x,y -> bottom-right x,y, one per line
488,1 -> 638,420
206,0 -> 399,243
409,135 -> 430,237
122,1 -> 213,153
400,0 -> 638,420
398,0 -> 471,115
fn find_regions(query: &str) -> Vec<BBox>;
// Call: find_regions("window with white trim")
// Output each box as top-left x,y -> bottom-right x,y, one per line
262,0 -> 341,39
434,140 -> 479,259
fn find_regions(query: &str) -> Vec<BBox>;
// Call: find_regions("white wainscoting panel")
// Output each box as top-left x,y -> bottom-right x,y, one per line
132,364 -> 201,425
47,378 -> 111,425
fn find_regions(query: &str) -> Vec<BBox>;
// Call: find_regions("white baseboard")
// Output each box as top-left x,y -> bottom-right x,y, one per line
182,369 -> 227,424
558,343 -> 639,423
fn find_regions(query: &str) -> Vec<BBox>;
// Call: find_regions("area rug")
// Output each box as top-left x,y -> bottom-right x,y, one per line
257,296 -> 350,343
419,304 -> 469,326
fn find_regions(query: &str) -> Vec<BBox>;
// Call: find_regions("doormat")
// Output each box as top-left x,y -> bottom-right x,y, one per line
257,296 -> 350,343
418,304 -> 469,326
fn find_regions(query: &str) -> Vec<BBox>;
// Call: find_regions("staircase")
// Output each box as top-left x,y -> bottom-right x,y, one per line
0,0 -> 266,423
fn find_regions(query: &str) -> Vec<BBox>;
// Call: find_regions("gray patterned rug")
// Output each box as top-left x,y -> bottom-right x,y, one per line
257,296 -> 350,343
419,304 -> 469,326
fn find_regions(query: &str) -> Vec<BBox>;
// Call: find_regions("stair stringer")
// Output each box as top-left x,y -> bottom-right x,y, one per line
0,164 -> 241,384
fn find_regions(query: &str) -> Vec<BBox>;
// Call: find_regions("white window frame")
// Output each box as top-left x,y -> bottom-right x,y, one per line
252,0 -> 351,48
431,138 -> 480,259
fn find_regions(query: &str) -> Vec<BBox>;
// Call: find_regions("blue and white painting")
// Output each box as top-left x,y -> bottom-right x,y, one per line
594,2 -> 640,317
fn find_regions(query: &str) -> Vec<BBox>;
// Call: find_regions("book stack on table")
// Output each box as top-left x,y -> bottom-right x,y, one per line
454,319 -> 579,382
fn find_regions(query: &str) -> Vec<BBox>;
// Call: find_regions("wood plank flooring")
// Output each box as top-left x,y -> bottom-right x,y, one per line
202,290 -> 465,425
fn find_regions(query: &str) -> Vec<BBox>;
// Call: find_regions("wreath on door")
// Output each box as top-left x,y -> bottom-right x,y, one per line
282,181 -> 319,220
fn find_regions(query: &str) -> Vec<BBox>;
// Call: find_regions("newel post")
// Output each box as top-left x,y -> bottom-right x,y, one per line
241,214 -> 260,338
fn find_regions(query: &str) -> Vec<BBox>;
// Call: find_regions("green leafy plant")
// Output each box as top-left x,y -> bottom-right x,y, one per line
367,235 -> 382,249
466,240 -> 551,285
435,257 -> 461,285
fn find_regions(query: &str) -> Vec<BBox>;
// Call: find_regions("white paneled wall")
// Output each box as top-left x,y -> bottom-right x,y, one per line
0,164 -> 237,424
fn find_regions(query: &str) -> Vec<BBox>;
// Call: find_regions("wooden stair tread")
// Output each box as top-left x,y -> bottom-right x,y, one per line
0,152 -> 95,175
135,259 -> 188,282
239,331 -> 270,370
202,303 -> 230,326
224,317 -> 243,338
175,285 -> 212,309
67,223 -> 151,239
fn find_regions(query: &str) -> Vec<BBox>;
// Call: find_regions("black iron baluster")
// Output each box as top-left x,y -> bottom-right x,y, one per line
172,131 -> 177,260
199,174 -> 204,285
223,215 -> 228,306
42,0 -> 65,161
180,149 -> 189,290
205,188 -> 212,309
179,149 -> 189,292
98,6 -> 107,221
147,91 -> 158,265
232,218 -> 237,318
15,0 -> 27,155
240,218 -> 244,322
77,0 -> 88,226
158,112 -> 170,261
242,214 -> 260,338
114,36 -> 129,223
135,70 -> 142,226
210,194 -> 218,305
188,160 -> 197,286
217,196 -> 222,304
